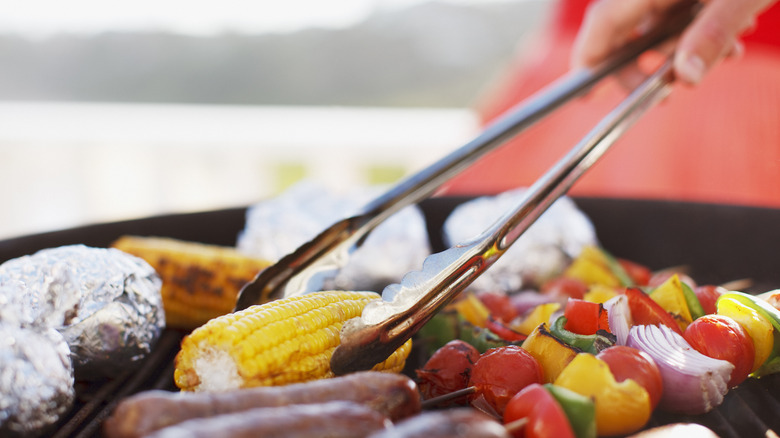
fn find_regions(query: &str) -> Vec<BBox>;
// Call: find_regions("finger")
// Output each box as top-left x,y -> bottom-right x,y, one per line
571,0 -> 682,69
613,36 -> 679,90
673,0 -> 774,84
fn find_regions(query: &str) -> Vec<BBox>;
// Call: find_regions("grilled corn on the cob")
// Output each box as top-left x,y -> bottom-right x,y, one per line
174,291 -> 412,391
111,235 -> 272,329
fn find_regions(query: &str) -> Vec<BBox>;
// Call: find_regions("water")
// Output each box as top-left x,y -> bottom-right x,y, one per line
0,101 -> 478,240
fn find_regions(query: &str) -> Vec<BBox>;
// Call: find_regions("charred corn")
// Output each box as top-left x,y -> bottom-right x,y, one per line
111,235 -> 272,329
173,291 -> 412,391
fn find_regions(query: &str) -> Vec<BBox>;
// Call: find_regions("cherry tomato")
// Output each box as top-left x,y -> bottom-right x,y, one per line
503,383 -> 576,438
469,345 -> 543,416
540,277 -> 587,300
477,290 -> 519,323
624,287 -> 684,335
596,345 -> 664,410
683,314 -> 755,387
694,285 -> 727,315
618,258 -> 652,286
416,340 -> 480,405
563,298 -> 611,335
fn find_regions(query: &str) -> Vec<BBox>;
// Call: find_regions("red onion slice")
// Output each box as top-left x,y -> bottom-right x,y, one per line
627,324 -> 734,415
604,294 -> 632,345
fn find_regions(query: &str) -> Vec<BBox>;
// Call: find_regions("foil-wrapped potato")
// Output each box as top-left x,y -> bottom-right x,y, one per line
0,244 -> 165,379
0,322 -> 74,437
237,182 -> 430,292
0,244 -> 165,436
444,188 -> 597,292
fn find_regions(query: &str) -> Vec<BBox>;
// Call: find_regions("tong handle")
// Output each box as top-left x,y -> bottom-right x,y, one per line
234,0 -> 698,311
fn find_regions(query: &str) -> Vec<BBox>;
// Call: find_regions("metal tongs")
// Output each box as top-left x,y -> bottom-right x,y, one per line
235,3 -> 698,373
233,0 -> 698,312
330,59 -> 676,374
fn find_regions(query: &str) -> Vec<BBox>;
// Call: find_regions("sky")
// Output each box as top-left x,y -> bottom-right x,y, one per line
0,0 -> 507,37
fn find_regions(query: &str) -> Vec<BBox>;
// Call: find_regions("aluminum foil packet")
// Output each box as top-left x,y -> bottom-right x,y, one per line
237,181 -> 430,292
0,322 -> 74,437
444,188 -> 598,292
0,244 -> 165,380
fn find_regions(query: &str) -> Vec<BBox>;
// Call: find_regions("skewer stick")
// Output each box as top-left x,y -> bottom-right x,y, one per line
420,386 -> 477,409
504,417 -> 529,434
719,278 -> 753,291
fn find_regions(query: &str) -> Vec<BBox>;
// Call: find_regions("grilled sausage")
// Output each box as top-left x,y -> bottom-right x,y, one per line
103,371 -> 420,438
144,401 -> 390,438
369,408 -> 510,438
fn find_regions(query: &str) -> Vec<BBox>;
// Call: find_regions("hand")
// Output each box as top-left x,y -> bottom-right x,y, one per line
571,0 -> 777,86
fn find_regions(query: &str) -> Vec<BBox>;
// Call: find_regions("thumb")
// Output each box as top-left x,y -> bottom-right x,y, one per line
673,0 -> 774,84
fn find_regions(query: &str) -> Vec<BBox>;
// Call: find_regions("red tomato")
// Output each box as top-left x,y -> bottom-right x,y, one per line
596,345 -> 664,410
683,314 -> 755,387
478,291 -> 519,323
694,285 -> 727,315
618,258 -> 652,286
503,383 -> 576,438
540,277 -> 587,300
624,287 -> 684,335
563,299 -> 610,335
416,340 -> 480,405
469,345 -> 543,416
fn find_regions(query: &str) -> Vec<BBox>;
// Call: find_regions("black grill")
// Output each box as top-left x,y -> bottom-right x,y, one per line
2,198 -> 778,438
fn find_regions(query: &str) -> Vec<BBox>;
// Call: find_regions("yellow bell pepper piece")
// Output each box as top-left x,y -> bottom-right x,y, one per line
584,284 -> 618,304
555,353 -> 651,437
513,303 -> 560,335
717,296 -> 774,372
521,323 -> 579,383
453,292 -> 491,328
650,274 -> 693,331
564,246 -> 621,288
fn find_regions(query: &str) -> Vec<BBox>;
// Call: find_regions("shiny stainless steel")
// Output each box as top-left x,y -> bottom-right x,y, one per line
233,1 -> 698,312
330,60 -> 676,375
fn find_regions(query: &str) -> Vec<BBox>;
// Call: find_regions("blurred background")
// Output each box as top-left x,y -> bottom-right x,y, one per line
0,0 -> 551,239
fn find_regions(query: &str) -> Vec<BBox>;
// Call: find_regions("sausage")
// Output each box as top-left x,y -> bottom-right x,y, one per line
103,371 -> 420,438
144,401 -> 390,438
368,408 -> 510,438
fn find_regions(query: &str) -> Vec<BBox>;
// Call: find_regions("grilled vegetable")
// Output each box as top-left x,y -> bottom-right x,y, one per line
596,346 -> 663,411
112,235 -> 273,329
649,275 -> 695,331
683,314 -> 755,387
468,345 -> 543,416
549,316 -> 615,355
173,291 -> 412,391
416,340 -> 479,406
503,383 -> 577,438
716,295 -> 774,373
554,352 -> 652,437
521,323 -> 579,383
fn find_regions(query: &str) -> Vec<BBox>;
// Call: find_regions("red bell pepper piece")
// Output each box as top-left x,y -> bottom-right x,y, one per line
563,299 -> 611,335
624,287 -> 683,335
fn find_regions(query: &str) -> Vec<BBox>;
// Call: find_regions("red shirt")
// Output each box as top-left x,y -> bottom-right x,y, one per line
444,0 -> 780,208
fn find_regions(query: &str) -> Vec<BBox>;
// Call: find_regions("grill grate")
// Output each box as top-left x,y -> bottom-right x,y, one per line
5,198 -> 778,438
